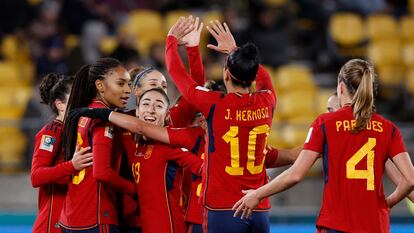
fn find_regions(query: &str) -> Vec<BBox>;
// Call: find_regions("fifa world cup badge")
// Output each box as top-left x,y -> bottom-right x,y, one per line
40,135 -> 55,152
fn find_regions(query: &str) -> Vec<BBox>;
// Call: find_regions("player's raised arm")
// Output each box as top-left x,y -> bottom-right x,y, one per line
166,16 -> 222,116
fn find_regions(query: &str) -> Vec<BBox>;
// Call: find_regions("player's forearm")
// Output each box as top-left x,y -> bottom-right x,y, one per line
385,159 -> 402,186
166,36 -> 197,101
186,46 -> 205,85
109,112 -> 144,134
386,177 -> 414,208
256,168 -> 302,201
31,160 -> 75,187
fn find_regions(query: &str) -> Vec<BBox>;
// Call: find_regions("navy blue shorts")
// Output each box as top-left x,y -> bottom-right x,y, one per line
61,225 -> 119,233
203,209 -> 269,233
187,223 -> 202,233
119,226 -> 141,233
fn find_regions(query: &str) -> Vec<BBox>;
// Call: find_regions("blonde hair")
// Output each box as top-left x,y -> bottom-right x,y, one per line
338,59 -> 376,133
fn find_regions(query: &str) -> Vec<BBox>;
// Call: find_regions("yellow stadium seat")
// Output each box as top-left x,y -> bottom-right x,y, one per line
402,42 -> 414,68
410,0 -> 414,14
368,39 -> 401,66
164,10 -> 192,32
268,126 -> 288,149
125,10 -> 165,55
278,91 -> 316,121
406,69 -> 414,96
0,87 -> 32,120
0,127 -> 26,173
1,35 -> 31,64
282,124 -> 309,147
400,16 -> 414,41
127,10 -> 163,35
329,13 -> 364,46
366,14 -> 398,41
0,62 -> 19,85
376,65 -> 404,86
65,34 -> 79,50
275,64 -> 316,93
100,36 -> 118,55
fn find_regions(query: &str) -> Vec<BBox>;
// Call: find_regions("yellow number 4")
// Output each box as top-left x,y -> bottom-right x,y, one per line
346,138 -> 376,191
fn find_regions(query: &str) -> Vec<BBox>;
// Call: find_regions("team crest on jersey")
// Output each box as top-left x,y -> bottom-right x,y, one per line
104,126 -> 114,139
78,117 -> 88,128
39,135 -> 55,152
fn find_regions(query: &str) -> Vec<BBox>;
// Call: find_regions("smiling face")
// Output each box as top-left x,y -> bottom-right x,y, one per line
96,66 -> 131,109
136,90 -> 169,126
134,70 -> 168,98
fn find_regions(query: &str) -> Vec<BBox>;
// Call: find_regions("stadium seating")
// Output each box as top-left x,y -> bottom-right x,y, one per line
368,38 -> 403,86
329,13 -> 364,47
402,42 -> 414,68
400,16 -> 414,41
316,89 -> 337,114
0,87 -> 32,120
125,10 -> 165,55
406,69 -> 414,96
275,64 -> 316,94
366,14 -> 398,41
0,127 -> 27,173
99,36 -> 118,55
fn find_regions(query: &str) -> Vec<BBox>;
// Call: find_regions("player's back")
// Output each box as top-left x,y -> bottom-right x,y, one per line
309,106 -> 405,233
202,91 -> 274,210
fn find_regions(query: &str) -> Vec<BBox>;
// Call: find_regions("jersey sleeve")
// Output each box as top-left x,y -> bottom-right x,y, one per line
303,117 -> 325,154
165,147 -> 203,176
169,98 -> 198,128
186,45 -> 205,85
264,146 -> 279,168
165,35 -> 222,116
92,122 -> 135,195
167,127 -> 202,150
256,65 -> 276,99
30,128 -> 75,187
388,124 -> 407,158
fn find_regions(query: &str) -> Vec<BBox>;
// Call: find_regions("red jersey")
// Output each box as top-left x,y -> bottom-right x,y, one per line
166,35 -> 276,210
124,134 -> 202,233
304,106 -> 407,233
59,99 -> 135,230
169,45 -> 205,128
168,127 -> 205,224
31,120 -> 75,233
120,131 -> 141,228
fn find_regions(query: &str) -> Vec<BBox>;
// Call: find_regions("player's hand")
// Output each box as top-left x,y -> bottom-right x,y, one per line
168,16 -> 195,42
71,145 -> 93,170
232,189 -> 260,219
180,16 -> 204,47
206,20 -> 237,54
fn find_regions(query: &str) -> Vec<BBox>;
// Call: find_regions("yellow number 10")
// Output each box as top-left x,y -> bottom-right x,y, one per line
222,124 -> 270,176
346,138 -> 376,191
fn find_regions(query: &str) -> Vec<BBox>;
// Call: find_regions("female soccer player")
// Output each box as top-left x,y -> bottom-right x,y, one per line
166,16 -> 276,233
31,74 -> 93,233
59,58 -> 136,233
233,59 -> 414,233
122,88 -> 203,233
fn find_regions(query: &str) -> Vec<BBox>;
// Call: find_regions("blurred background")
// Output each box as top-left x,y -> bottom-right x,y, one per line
0,0 -> 414,232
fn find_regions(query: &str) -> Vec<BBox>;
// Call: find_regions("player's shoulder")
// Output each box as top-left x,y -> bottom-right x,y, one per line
38,119 -> 63,136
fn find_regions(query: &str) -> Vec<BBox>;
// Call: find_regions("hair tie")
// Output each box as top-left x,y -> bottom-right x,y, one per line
133,67 -> 155,88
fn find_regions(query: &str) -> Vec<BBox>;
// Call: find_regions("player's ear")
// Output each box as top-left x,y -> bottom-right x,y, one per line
164,110 -> 171,126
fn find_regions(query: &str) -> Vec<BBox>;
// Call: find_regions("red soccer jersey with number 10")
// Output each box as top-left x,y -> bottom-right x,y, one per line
166,35 -> 277,210
304,106 -> 407,233
59,99 -> 135,230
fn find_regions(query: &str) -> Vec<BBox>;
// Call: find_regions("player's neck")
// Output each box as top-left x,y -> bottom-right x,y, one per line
227,85 -> 249,95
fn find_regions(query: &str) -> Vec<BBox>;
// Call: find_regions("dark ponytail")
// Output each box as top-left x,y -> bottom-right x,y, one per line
39,73 -> 73,114
63,57 -> 122,161
226,42 -> 260,88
